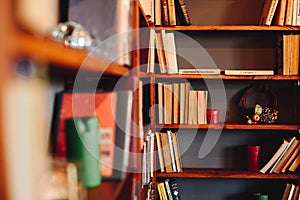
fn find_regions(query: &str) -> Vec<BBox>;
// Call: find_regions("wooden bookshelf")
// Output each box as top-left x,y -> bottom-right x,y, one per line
157,168 -> 300,179
155,124 -> 300,131
140,73 -> 300,81
138,0 -> 300,199
154,25 -> 300,31
11,30 -> 129,76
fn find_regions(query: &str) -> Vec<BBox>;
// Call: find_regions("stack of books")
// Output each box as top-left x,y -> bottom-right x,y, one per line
139,0 -> 192,26
157,178 -> 182,200
157,82 -> 208,125
259,136 -> 300,174
281,183 -> 300,200
142,130 -> 156,186
156,131 -> 183,173
259,0 -> 300,26
147,29 -> 178,74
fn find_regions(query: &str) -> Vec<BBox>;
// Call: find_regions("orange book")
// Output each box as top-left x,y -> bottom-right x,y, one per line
52,92 -> 117,177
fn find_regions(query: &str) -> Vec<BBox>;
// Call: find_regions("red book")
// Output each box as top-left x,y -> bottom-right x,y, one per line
53,92 -> 117,177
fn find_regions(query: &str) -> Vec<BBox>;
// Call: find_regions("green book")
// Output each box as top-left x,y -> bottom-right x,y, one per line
65,117 -> 101,188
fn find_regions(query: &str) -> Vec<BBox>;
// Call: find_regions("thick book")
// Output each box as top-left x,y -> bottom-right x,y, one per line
163,83 -> 173,124
197,90 -> 208,124
171,131 -> 183,172
162,30 -> 179,74
174,0 -> 192,25
259,0 -> 273,25
173,83 -> 180,124
157,182 -> 169,200
161,0 -> 170,25
156,132 -> 166,172
259,139 -> 290,173
272,138 -> 299,173
160,132 -> 174,173
179,83 -> 186,124
265,0 -> 280,25
288,151 -> 300,172
269,137 -> 296,173
158,82 -> 164,124
167,130 -> 177,172
281,142 -> 300,173
167,0 -> 177,25
188,90 -> 198,124
155,31 -> 168,74
147,29 -> 156,73
273,0 -> 288,25
224,69 -> 274,76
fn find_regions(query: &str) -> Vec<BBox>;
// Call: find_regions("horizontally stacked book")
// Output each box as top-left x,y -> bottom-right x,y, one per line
157,178 -> 182,200
156,131 -> 183,173
259,0 -> 300,26
157,82 -> 208,125
139,0 -> 191,26
260,136 -> 300,174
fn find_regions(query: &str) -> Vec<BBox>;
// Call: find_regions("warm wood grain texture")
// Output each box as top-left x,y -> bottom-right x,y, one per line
12,31 -> 129,76
155,25 -> 300,31
157,168 -> 300,179
156,123 -> 300,131
140,73 -> 300,81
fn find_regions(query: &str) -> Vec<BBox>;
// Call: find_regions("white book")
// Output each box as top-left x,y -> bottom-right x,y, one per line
197,90 -> 208,124
147,29 -> 156,73
224,69 -> 274,76
164,32 -> 178,74
179,68 -> 221,75
269,137 -> 296,173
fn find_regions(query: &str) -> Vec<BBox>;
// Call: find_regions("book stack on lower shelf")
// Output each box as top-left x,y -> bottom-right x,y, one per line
156,131 -> 183,173
157,82 -> 208,125
260,136 -> 300,174
157,178 -> 182,200
281,183 -> 300,200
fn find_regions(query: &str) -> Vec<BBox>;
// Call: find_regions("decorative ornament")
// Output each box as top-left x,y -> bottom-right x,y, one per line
239,86 -> 278,124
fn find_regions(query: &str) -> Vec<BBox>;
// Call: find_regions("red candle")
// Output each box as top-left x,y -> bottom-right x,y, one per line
207,109 -> 219,124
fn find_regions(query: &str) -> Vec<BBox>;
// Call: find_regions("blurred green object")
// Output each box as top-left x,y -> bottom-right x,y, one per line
65,117 -> 101,188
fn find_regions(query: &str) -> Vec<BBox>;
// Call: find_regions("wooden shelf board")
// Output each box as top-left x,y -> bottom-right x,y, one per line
12,31 -> 129,76
157,168 -> 300,179
154,25 -> 300,31
140,73 -> 300,80
156,123 -> 300,131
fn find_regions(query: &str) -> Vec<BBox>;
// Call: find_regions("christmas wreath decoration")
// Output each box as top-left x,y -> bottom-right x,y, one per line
239,86 -> 278,124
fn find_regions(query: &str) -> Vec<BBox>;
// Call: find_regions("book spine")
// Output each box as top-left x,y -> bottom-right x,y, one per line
178,0 -> 192,25
161,0 -> 170,25
265,0 -> 280,25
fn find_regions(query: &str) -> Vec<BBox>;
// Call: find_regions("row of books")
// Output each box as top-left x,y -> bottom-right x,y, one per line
260,136 -> 300,174
142,130 -> 155,186
157,82 -> 208,125
139,0 -> 191,26
260,0 -> 300,26
282,34 -> 300,75
157,178 -> 182,200
148,29 -> 179,74
281,183 -> 300,200
156,131 -> 183,173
